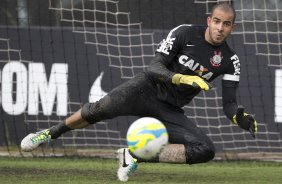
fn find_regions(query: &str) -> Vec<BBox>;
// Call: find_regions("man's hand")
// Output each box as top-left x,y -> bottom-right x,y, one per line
172,74 -> 212,91
233,107 -> 258,138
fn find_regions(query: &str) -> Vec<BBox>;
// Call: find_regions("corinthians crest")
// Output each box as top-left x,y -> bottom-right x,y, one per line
210,51 -> 223,67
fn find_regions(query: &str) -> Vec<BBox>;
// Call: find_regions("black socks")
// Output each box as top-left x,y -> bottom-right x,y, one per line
49,121 -> 72,139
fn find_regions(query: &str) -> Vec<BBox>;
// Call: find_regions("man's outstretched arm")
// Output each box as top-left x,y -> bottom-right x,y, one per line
222,80 -> 258,137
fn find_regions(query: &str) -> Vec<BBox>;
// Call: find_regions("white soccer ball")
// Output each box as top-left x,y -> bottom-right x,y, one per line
126,117 -> 169,160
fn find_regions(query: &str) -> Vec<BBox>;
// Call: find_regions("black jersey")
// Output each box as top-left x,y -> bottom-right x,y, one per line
145,25 -> 240,108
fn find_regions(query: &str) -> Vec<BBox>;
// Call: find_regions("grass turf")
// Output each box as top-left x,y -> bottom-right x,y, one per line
0,157 -> 281,184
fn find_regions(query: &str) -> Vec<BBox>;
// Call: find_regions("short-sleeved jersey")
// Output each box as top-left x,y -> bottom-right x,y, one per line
147,24 -> 240,107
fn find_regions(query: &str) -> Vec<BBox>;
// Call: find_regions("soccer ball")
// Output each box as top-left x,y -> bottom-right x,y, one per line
126,117 -> 169,160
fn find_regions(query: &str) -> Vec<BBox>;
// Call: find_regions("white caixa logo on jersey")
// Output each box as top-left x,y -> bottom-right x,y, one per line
156,38 -> 175,55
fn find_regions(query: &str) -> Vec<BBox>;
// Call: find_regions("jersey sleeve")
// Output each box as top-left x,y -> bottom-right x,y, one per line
222,81 -> 238,121
155,25 -> 188,65
221,54 -> 241,121
146,25 -> 189,82
222,54 -> 240,84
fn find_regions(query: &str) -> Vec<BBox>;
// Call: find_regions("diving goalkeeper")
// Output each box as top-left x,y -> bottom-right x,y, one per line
21,2 -> 258,182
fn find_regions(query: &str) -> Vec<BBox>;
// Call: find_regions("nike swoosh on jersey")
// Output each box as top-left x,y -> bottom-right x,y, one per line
186,44 -> 195,47
122,149 -> 129,167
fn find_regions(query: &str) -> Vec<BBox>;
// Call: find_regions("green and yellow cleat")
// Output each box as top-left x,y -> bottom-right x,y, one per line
21,129 -> 52,152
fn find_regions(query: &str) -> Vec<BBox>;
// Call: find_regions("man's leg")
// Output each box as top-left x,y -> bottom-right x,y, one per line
20,108 -> 89,151
158,126 -> 215,164
21,72 -> 153,151
152,104 -> 215,164
49,109 -> 89,139
142,127 -> 215,164
158,144 -> 186,163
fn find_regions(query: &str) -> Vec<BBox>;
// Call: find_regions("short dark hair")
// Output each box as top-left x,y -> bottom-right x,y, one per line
210,2 -> 236,23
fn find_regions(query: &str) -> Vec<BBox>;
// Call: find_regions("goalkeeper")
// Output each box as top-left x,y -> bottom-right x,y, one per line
21,2 -> 257,182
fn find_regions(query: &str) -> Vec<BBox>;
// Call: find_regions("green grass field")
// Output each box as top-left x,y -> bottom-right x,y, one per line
0,157 -> 282,184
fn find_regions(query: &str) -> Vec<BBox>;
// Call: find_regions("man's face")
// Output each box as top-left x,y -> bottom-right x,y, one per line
205,8 -> 235,45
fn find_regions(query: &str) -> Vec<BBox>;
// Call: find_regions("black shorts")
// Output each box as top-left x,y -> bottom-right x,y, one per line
81,72 -> 214,149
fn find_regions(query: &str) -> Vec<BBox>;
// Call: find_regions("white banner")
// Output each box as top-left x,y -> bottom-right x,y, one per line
0,62 -> 68,116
